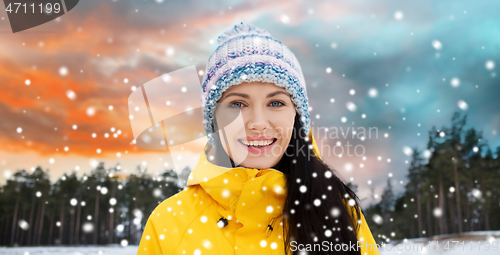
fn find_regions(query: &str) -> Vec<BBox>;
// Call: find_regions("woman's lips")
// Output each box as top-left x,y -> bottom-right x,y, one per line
237,138 -> 277,154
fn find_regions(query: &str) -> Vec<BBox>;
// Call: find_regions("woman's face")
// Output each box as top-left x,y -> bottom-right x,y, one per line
214,82 -> 296,169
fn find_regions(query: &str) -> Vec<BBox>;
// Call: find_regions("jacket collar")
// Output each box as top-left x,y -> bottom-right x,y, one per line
186,131 -> 321,225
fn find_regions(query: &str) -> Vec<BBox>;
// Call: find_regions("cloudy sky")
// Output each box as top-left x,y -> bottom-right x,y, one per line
0,0 -> 499,207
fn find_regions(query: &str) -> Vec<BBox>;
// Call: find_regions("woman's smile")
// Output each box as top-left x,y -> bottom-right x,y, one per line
237,137 -> 278,154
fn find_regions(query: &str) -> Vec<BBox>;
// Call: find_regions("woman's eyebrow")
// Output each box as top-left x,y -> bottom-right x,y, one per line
222,92 -> 249,100
222,90 -> 288,100
266,91 -> 289,98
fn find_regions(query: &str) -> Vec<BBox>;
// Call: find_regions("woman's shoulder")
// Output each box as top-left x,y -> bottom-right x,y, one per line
147,185 -> 212,224
138,185 -> 214,254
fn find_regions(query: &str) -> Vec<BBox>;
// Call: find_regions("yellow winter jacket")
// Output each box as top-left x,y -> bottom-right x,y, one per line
137,132 -> 380,255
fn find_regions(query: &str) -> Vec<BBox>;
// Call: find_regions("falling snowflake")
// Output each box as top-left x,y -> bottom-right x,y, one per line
280,14 -> 290,24
133,218 -> 141,225
117,224 -> 124,232
324,229 -> 332,237
394,11 -> 404,20
260,240 -> 267,247
368,88 -> 378,98
82,222 -> 93,233
348,199 -> 356,206
313,199 -> 321,206
433,208 -> 443,217
120,239 -> 128,247
266,205 -> 274,213
331,207 -> 340,218
403,146 -> 413,156
485,60 -> 495,70
18,220 -> 29,230
471,188 -> 482,198
86,107 -> 95,116
203,240 -> 212,249
89,159 -> 99,168
432,40 -> 443,50
372,214 -> 383,224
166,47 -> 175,56
346,101 -> 357,112
59,66 -> 68,76
450,77 -> 460,87
457,100 -> 468,110
200,215 -> 207,223
344,163 -> 353,172
299,185 -> 307,193
153,188 -> 162,198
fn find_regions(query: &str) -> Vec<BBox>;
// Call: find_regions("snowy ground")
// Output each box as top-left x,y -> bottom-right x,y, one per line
0,231 -> 499,255
379,230 -> 500,255
0,245 -> 139,255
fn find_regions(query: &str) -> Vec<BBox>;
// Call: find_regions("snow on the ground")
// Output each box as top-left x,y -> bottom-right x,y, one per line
379,230 -> 500,255
1,231 -> 499,255
0,245 -> 139,255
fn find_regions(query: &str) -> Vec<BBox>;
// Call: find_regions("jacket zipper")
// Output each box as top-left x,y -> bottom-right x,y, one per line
216,214 -> 277,238
265,217 -> 277,238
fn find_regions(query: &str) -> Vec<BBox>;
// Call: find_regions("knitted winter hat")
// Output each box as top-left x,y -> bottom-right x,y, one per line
201,22 -> 310,145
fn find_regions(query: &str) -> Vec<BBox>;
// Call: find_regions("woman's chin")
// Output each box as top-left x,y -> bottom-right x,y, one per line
236,158 -> 279,170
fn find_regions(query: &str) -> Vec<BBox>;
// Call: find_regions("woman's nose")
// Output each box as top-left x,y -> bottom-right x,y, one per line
246,108 -> 271,131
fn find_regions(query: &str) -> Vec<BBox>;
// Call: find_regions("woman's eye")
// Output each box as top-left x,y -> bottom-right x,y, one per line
270,101 -> 285,107
229,101 -> 245,108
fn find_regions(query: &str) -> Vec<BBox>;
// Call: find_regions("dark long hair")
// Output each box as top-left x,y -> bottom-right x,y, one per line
208,113 -> 362,255
277,113 -> 362,254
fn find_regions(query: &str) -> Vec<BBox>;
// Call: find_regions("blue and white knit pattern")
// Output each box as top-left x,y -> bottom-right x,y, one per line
201,22 -> 310,145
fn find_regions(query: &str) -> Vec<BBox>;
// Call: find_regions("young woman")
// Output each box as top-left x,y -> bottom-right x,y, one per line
138,22 -> 380,255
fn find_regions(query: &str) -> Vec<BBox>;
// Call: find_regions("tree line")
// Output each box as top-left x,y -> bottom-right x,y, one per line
365,112 -> 500,242
0,163 -> 185,246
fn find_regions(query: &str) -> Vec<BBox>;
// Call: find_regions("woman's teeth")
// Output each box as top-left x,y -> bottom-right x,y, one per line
239,139 -> 276,147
